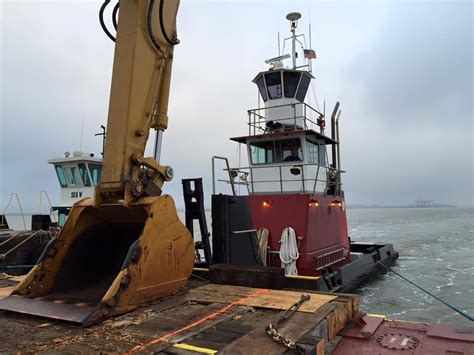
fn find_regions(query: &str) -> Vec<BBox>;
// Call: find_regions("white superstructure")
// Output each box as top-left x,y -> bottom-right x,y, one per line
48,151 -> 102,225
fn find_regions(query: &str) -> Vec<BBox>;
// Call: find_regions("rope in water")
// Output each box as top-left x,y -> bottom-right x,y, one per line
385,266 -> 474,322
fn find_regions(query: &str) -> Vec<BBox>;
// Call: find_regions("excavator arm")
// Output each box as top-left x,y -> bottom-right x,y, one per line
97,0 -> 178,205
0,0 -> 195,326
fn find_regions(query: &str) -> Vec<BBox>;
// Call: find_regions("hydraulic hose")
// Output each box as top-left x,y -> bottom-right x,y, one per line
99,0 -> 116,42
112,1 -> 120,31
158,0 -> 177,45
147,0 -> 162,53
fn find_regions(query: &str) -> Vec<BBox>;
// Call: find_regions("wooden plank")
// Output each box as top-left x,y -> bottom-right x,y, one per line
296,302 -> 340,346
186,284 -> 337,314
324,336 -> 342,355
133,303 -> 250,353
312,291 -> 360,319
218,311 -> 320,355
332,301 -> 351,336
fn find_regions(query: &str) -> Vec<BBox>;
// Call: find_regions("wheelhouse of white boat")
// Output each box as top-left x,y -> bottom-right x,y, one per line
48,151 -> 103,225
212,12 -> 343,197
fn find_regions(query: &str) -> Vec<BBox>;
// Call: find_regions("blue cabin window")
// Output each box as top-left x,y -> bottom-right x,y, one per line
55,165 -> 67,187
78,163 -> 91,187
89,163 -> 102,185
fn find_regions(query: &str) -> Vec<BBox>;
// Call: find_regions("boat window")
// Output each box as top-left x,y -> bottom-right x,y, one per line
256,75 -> 268,102
319,145 -> 328,166
78,163 -> 91,187
54,165 -> 68,187
278,139 -> 303,162
265,72 -> 282,99
250,141 -> 274,164
65,166 -> 82,186
89,163 -> 102,185
250,138 -> 302,165
283,71 -> 301,98
295,74 -> 311,102
306,140 -> 320,164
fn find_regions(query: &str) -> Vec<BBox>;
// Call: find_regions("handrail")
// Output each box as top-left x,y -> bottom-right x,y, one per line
235,162 -> 342,196
212,156 -> 236,196
247,102 -> 325,134
1,193 -> 26,230
39,191 -> 57,223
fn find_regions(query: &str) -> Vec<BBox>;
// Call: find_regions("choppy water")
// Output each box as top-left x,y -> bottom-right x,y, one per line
348,207 -> 473,327
4,207 -> 473,326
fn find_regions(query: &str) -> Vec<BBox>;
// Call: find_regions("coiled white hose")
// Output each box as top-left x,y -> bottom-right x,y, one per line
279,227 -> 299,275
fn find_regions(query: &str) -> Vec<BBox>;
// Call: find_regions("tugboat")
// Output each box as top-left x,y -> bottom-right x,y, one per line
190,12 -> 399,292
48,150 -> 102,226
0,151 -> 102,274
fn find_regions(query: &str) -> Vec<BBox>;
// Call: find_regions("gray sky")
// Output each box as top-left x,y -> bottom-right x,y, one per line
1,0 -> 473,212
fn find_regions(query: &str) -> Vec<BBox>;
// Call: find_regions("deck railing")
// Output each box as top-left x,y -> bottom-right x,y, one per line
212,160 -> 343,196
247,102 -> 325,136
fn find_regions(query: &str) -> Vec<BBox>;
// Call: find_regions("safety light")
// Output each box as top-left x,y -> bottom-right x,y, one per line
308,201 -> 319,208
262,201 -> 270,208
330,201 -> 343,208
317,117 -> 326,128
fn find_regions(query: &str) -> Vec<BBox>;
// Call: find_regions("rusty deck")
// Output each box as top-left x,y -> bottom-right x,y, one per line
0,274 -> 472,354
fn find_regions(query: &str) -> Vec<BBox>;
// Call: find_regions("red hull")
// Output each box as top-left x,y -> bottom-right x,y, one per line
247,194 -> 350,276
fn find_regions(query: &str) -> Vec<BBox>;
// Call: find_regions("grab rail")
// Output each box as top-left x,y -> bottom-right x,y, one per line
1,193 -> 26,230
212,156 -> 236,196
39,191 -> 57,223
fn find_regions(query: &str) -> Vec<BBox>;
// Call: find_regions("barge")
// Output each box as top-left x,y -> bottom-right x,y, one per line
0,276 -> 472,354
1,4 -> 471,354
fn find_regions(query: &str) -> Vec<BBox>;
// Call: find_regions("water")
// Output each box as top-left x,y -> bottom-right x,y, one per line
348,207 -> 473,327
4,207 -> 473,326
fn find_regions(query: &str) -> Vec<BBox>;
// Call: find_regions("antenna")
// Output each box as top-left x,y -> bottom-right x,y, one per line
278,31 -> 281,56
286,12 -> 302,70
95,125 -> 106,157
79,115 -> 85,151
309,23 -> 313,72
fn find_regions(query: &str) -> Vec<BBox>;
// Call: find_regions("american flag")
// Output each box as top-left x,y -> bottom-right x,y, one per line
303,49 -> 316,59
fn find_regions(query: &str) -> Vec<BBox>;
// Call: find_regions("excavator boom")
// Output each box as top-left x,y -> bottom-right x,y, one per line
0,0 -> 195,325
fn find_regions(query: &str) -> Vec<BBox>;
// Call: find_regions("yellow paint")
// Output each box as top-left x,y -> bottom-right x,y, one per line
193,267 -> 209,272
173,343 -> 217,354
285,274 -> 320,280
367,313 -> 387,319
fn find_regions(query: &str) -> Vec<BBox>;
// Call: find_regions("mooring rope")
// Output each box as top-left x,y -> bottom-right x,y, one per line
384,265 -> 474,322
279,227 -> 299,276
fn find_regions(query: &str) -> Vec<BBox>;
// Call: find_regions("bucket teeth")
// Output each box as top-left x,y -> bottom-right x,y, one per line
0,195 -> 195,326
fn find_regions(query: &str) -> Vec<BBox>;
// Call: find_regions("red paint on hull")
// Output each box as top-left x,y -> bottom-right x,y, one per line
247,194 -> 350,276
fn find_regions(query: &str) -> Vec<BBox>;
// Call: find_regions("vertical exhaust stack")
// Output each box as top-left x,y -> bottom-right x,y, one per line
0,0 -> 195,325
330,102 -> 340,169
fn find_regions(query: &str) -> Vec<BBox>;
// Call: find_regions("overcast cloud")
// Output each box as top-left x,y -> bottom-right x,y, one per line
1,0 -> 472,212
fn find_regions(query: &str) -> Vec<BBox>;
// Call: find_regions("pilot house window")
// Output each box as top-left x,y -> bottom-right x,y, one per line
256,75 -> 268,102
283,72 -> 301,98
265,72 -> 282,99
55,165 -> 68,187
78,163 -> 91,187
89,164 -> 102,186
295,74 -> 311,102
65,167 -> 82,186
250,138 -> 302,165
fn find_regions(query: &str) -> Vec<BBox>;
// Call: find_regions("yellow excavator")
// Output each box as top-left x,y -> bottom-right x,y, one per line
0,0 -> 195,325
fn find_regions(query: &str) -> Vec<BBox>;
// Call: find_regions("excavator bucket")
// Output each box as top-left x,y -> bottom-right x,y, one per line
0,195 -> 195,326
